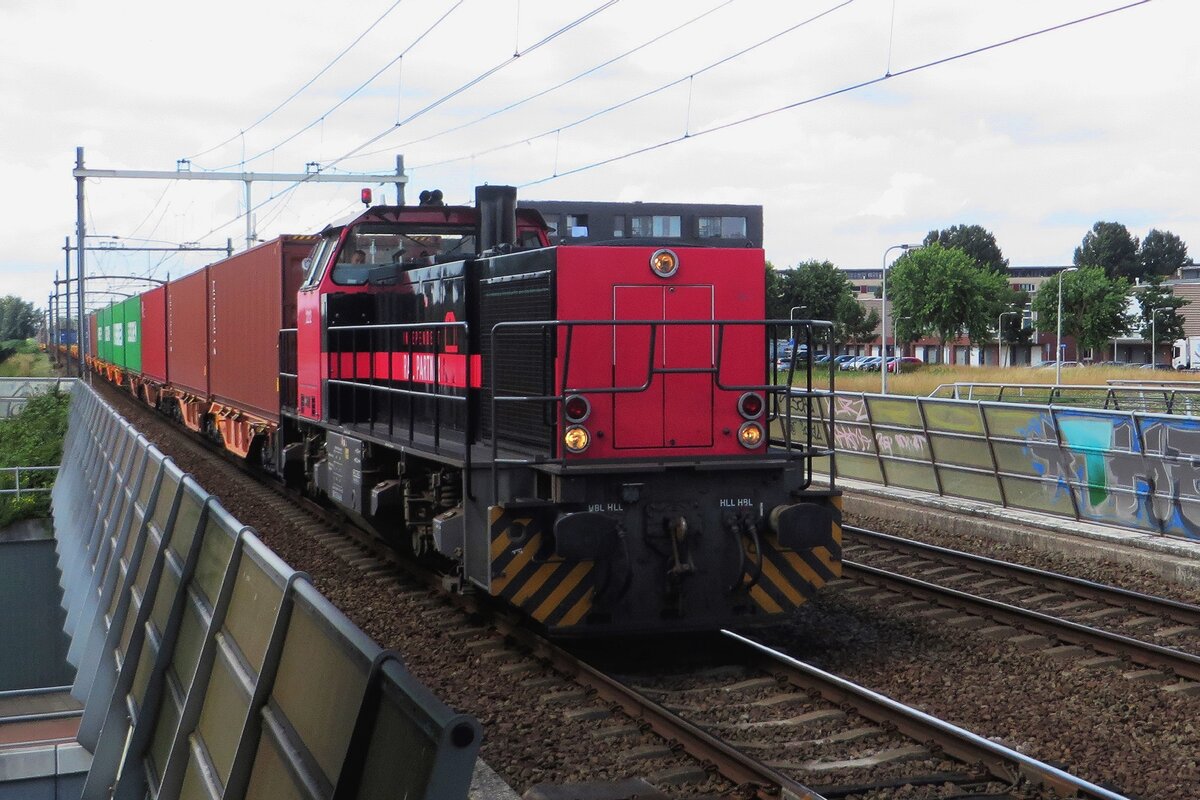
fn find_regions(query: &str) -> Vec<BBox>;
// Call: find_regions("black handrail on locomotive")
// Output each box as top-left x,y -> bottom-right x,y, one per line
278,327 -> 300,425
278,327 -> 299,381
324,320 -> 474,499
488,318 -> 837,506
770,318 -> 838,490
728,318 -> 836,491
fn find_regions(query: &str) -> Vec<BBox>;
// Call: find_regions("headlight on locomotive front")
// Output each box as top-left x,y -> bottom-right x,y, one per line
738,421 -> 764,448
564,425 -> 591,453
650,248 -> 679,278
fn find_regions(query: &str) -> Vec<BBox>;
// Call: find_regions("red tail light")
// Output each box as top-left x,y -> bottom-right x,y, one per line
738,392 -> 763,419
564,394 -> 591,422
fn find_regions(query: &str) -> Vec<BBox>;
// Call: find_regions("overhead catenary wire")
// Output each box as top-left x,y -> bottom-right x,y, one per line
320,0 -> 621,164
346,0 -> 737,162
186,0 -> 410,162
186,0 -> 1150,249
124,180 -> 176,242
202,0 -> 465,172
186,1 -> 620,246
513,0 -> 1153,187
407,0 -> 856,172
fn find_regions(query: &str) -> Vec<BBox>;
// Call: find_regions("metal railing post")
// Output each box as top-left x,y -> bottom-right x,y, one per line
914,396 -> 944,497
1048,407 -> 1084,523
977,402 -> 1008,508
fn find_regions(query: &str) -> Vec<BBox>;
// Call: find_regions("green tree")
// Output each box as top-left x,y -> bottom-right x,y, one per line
998,288 -> 1034,350
888,245 -> 1011,363
1134,275 -> 1187,347
1074,221 -> 1141,280
0,296 -> 38,341
923,224 -> 1008,272
765,261 -> 788,320
766,259 -> 878,347
836,295 -> 880,346
1139,229 -> 1190,277
1032,266 -> 1133,354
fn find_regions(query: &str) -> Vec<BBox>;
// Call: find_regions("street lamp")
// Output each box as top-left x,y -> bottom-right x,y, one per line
1055,267 -> 1079,385
1149,306 -> 1167,367
788,305 -> 807,359
881,243 -> 923,395
998,311 -> 1018,368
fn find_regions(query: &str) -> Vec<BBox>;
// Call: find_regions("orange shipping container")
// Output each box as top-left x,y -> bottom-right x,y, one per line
167,268 -> 209,397
207,237 -> 313,422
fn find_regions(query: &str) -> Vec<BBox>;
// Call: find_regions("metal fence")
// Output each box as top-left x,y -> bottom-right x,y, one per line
0,465 -> 59,497
930,381 -> 1200,417
0,377 -> 70,418
44,381 -> 482,800
782,391 -> 1200,540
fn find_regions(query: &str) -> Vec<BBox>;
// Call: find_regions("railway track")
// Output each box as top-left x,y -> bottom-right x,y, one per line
843,526 -> 1200,685
609,632 -> 1127,800
845,526 -> 1200,631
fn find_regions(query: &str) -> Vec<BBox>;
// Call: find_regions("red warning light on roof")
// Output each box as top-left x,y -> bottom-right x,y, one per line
361,188 -> 372,206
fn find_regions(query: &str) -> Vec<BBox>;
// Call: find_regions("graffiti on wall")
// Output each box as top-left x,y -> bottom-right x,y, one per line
808,393 -> 1200,542
828,395 -> 929,460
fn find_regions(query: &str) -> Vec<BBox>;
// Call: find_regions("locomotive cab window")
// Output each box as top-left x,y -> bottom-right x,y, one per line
302,237 -> 335,288
698,216 -> 747,239
331,224 -> 477,285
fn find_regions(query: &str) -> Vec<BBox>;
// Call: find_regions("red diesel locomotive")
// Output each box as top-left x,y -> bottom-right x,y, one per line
88,186 -> 841,635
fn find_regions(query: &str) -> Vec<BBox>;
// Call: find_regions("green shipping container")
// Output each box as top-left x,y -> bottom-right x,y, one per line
97,305 -> 111,364
115,297 -> 142,373
108,303 -> 120,366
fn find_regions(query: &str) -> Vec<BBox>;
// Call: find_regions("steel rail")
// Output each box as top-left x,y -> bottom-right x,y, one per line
846,525 -> 1200,627
725,630 -> 1130,800
843,560 -> 1200,682
489,618 -> 827,800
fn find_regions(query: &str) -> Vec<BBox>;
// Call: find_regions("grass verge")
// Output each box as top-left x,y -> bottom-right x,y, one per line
791,364 -> 1200,396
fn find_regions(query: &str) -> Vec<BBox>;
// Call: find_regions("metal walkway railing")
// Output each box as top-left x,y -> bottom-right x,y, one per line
931,381 -> 1200,416
779,389 -> 1200,541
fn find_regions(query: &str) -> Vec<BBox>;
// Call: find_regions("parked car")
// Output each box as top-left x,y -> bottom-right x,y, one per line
814,354 -> 832,365
1140,362 -> 1175,371
857,356 -> 884,371
776,354 -> 809,371
836,356 -> 863,370
844,356 -> 873,370
888,356 -> 924,373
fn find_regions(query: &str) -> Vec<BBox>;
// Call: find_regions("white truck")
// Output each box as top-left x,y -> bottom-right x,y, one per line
1171,337 -> 1200,370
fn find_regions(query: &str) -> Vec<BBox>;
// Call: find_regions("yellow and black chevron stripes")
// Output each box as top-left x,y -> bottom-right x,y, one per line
489,506 -> 596,629
744,509 -> 842,615
487,494 -> 844,627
